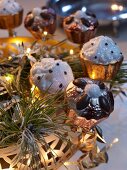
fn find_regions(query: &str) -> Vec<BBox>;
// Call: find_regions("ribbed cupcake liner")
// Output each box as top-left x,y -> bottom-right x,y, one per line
64,28 -> 97,44
0,9 -> 23,29
80,57 -> 123,80
25,21 -> 56,39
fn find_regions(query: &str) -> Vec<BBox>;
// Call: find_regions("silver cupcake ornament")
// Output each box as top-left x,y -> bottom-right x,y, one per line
66,77 -> 114,121
30,58 -> 74,94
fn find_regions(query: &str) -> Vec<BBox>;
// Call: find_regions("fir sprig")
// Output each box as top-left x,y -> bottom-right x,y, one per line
109,62 -> 127,97
0,88 -> 69,169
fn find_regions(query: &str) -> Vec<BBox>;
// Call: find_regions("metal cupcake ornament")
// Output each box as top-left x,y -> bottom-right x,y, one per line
0,0 -> 23,36
80,35 -> 123,80
30,58 -> 74,94
24,6 -> 56,39
66,78 -> 114,130
63,10 -> 98,44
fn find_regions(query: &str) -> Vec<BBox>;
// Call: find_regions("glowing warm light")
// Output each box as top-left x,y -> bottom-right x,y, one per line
8,56 -> 12,60
4,74 -> 14,83
31,84 -> 40,99
109,137 -> 119,149
27,158 -> 31,166
111,4 -> 118,10
119,5 -> 124,11
31,84 -> 36,93
13,40 -> 22,46
69,49 -> 74,55
43,31 -> 48,36
113,138 -> 119,144
31,85 -> 39,93
26,48 -> 31,55
91,72 -> 96,79
111,4 -> 123,11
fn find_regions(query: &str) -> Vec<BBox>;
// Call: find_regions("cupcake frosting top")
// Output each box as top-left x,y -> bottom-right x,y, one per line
0,0 -> 22,14
64,10 -> 98,31
28,7 -> 55,18
81,36 -> 123,64
74,10 -> 89,19
66,78 -> 114,120
24,6 -> 56,30
32,7 -> 42,17
30,58 -> 74,93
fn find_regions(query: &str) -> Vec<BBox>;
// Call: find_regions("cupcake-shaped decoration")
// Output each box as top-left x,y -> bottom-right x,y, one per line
24,7 -> 56,39
80,36 -> 123,80
63,10 -> 98,44
30,58 -> 74,93
0,0 -> 23,33
66,78 -> 114,130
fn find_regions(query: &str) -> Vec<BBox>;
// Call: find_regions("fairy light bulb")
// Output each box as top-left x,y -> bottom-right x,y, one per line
108,137 -> 119,149
8,56 -> 12,60
27,158 -> 31,166
4,74 -> 14,84
91,71 -> 96,79
14,40 -> 22,46
43,31 -> 48,36
70,49 -> 74,55
119,5 -> 123,11
31,84 -> 35,93
113,138 -> 119,144
111,4 -> 118,10
111,4 -> 123,11
26,48 -> 31,55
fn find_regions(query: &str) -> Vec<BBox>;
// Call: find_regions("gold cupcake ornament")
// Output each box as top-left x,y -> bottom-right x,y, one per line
24,7 -> 56,39
80,36 -> 123,80
0,0 -> 23,36
63,10 -> 98,44
65,78 -> 114,131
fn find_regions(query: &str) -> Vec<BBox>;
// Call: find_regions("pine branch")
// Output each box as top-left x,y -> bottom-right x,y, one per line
108,62 -> 127,94
0,88 -> 70,168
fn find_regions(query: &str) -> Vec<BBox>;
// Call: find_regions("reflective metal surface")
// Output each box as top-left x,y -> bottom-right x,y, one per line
47,0 -> 127,25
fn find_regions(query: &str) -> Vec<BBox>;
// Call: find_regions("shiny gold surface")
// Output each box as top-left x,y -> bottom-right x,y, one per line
0,36 -> 76,61
0,10 -> 23,29
80,58 -> 123,80
0,36 -> 75,48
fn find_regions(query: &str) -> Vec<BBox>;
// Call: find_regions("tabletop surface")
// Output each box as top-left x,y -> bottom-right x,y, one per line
0,1 -> 127,170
